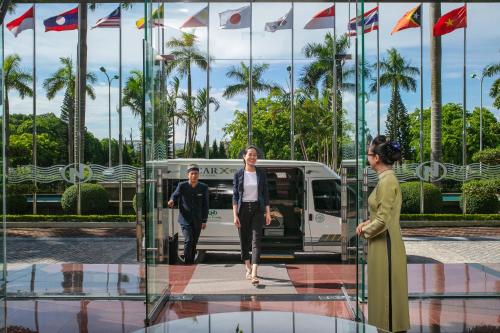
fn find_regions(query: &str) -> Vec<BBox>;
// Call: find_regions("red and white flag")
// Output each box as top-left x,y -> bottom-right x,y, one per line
6,6 -> 35,37
180,6 -> 208,29
304,5 -> 335,30
265,8 -> 293,32
219,6 -> 251,29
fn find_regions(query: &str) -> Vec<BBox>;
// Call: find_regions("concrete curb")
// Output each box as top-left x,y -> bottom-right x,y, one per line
6,222 -> 137,228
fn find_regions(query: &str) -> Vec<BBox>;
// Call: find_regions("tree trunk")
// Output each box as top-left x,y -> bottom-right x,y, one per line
430,3 -> 442,163
78,3 -> 88,164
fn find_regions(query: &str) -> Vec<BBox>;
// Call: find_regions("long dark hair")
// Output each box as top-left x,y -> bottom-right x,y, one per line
370,135 -> 402,165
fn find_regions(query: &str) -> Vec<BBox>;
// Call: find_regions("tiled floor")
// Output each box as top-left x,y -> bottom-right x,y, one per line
4,262 -> 499,332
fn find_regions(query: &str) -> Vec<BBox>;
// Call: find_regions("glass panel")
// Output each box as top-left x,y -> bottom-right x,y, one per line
0,22 -> 6,330
144,0 -> 171,322
355,0 -> 367,322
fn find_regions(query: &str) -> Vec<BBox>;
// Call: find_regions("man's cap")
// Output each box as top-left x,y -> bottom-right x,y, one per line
186,163 -> 200,173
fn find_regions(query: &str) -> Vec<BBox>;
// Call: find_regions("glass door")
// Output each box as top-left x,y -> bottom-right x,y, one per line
0,22 -> 6,330
144,0 -> 171,323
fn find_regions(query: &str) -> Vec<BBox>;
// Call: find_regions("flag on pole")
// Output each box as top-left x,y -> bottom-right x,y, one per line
180,6 -> 208,29
136,4 -> 164,29
219,6 -> 251,29
265,8 -> 292,32
304,5 -> 334,30
92,6 -> 120,29
433,5 -> 466,36
348,6 -> 378,36
391,4 -> 421,34
6,6 -> 34,37
44,7 -> 78,32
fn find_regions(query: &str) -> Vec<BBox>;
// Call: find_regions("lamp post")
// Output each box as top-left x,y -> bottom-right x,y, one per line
100,67 -> 119,167
470,72 -> 487,152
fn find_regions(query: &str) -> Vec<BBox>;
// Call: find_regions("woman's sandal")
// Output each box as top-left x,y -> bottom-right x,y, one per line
251,276 -> 259,285
245,269 -> 252,280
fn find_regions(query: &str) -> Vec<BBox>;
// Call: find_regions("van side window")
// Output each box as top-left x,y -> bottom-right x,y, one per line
312,179 -> 341,216
204,180 -> 233,209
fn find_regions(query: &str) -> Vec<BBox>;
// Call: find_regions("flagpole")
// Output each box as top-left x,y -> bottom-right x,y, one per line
332,2 -> 337,169
205,5 -> 210,159
462,3 -> 467,171
376,2 -> 380,136
119,5 -> 123,215
419,3 -> 424,214
290,4 -> 295,160
32,4 -> 37,215
248,3 -> 253,145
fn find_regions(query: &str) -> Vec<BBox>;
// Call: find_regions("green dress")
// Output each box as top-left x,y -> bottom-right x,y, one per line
362,169 -> 410,332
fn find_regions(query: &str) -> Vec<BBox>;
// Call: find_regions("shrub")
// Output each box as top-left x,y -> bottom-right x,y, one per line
61,183 -> 109,214
400,181 -> 442,214
471,147 -> 500,165
461,179 -> 500,214
0,184 -> 32,214
6,214 -> 135,222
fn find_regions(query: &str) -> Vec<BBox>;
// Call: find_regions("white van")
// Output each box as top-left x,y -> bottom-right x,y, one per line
152,159 -> 343,256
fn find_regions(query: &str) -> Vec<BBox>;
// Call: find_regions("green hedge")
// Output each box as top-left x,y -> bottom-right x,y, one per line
6,214 -> 135,222
460,179 -> 500,214
471,147 -> 500,165
61,183 -> 109,214
401,214 -> 500,221
400,181 -> 442,214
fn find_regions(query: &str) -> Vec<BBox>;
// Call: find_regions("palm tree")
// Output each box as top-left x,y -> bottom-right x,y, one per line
4,54 -> 33,167
165,32 -> 208,154
430,3 -> 442,163
370,48 -> 419,160
301,33 -> 363,168
177,88 -> 219,157
483,63 -> 500,109
43,57 -> 96,164
122,70 -> 144,163
223,62 -> 278,144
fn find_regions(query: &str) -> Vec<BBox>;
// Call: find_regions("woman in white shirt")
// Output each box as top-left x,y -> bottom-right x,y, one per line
232,146 -> 271,285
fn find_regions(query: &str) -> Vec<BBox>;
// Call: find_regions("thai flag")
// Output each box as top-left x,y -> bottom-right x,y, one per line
92,7 -> 121,29
44,7 -> 78,32
348,6 -> 378,36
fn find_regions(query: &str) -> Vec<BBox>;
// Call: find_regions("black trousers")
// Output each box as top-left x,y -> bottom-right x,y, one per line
238,201 -> 264,264
181,223 -> 202,264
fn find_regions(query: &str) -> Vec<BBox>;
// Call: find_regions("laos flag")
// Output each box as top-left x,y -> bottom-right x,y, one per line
44,7 -> 78,32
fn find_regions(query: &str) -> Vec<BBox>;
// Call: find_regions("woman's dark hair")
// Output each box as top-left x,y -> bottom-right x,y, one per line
240,145 -> 262,165
370,135 -> 402,165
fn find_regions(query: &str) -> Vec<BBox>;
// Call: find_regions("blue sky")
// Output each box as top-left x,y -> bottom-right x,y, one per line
4,2 -> 500,144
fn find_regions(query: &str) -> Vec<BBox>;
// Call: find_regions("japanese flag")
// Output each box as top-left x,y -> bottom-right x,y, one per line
219,6 -> 251,29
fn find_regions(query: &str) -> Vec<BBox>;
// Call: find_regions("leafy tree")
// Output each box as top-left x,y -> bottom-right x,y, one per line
409,104 -> 500,164
218,141 -> 227,159
9,133 -> 59,166
371,48 -> 419,160
4,54 -> 33,167
211,140 -> 219,158
43,57 -> 96,164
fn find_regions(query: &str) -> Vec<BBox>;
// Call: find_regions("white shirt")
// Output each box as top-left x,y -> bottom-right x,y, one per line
242,171 -> 258,202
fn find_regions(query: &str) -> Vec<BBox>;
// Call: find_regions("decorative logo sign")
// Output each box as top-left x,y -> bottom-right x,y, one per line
416,161 -> 447,182
60,163 -> 93,184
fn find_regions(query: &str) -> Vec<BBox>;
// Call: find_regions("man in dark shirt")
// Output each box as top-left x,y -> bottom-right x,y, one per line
168,164 -> 209,264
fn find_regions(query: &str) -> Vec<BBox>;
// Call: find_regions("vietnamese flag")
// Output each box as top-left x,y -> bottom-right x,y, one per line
433,5 -> 466,36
